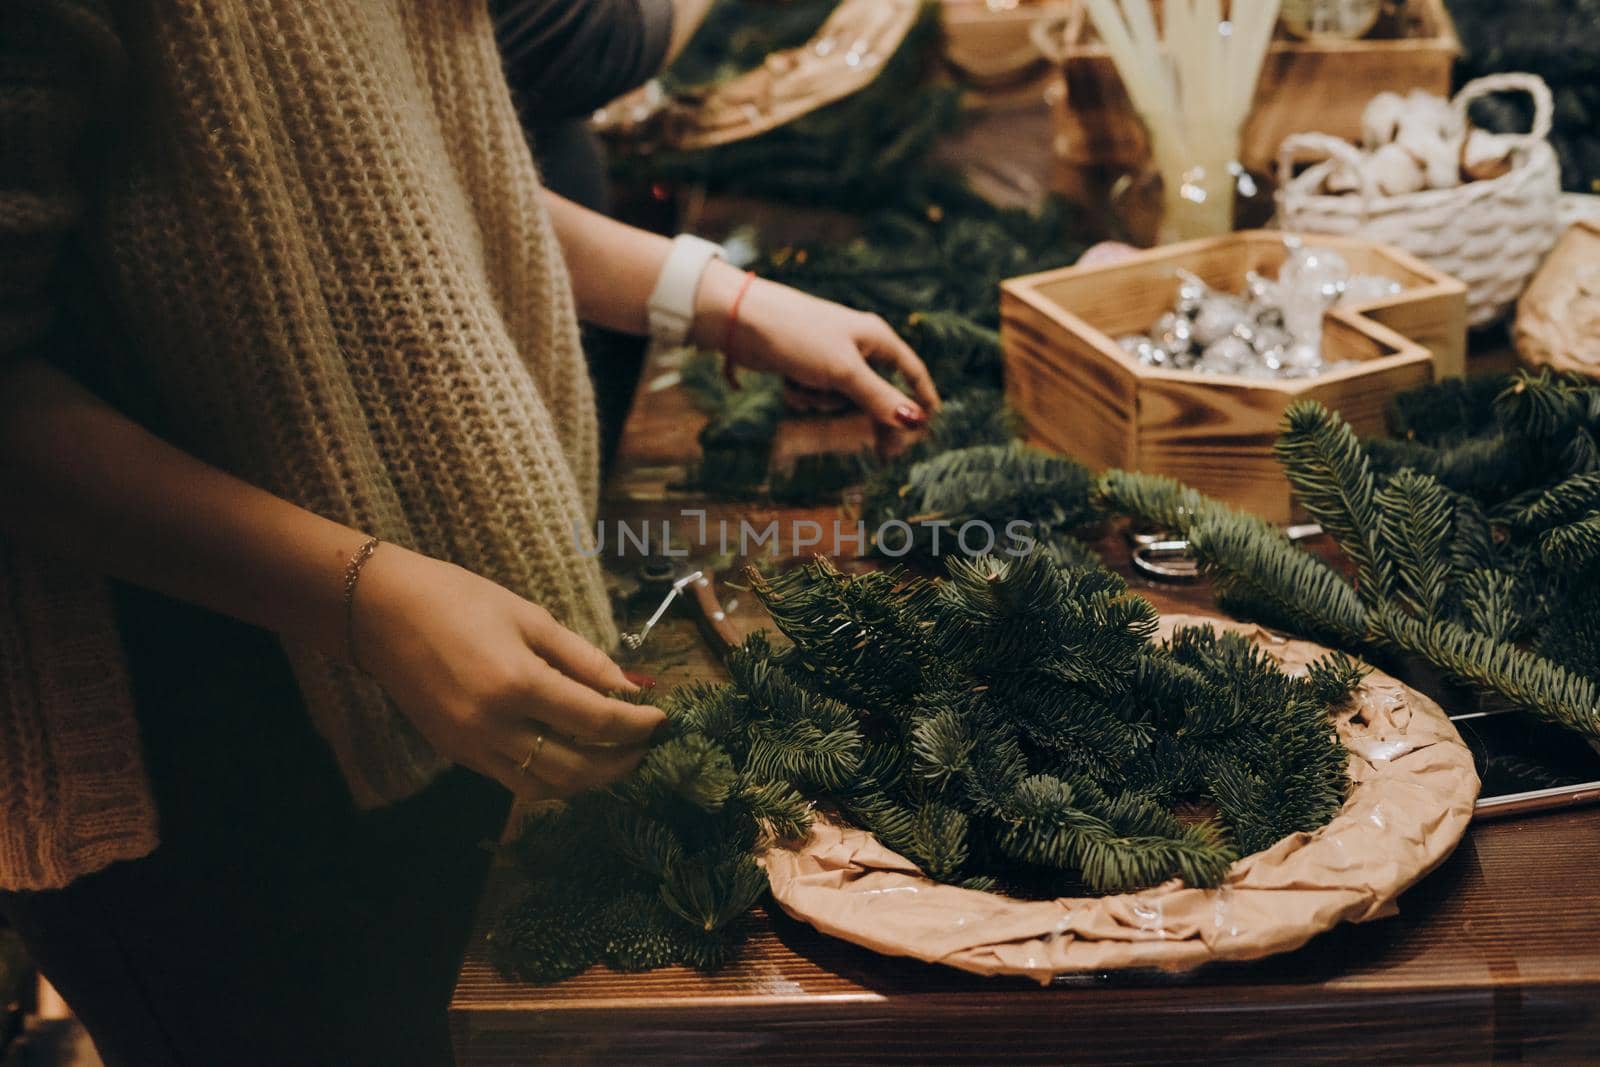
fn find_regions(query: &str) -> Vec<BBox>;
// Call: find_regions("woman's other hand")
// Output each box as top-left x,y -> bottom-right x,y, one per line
350,545 -> 664,799
693,262 -> 941,454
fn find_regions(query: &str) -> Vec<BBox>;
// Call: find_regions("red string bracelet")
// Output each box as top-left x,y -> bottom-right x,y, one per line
721,270 -> 757,389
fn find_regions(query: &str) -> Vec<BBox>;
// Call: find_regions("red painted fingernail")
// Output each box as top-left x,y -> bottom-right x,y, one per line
895,404 -> 927,429
623,670 -> 658,690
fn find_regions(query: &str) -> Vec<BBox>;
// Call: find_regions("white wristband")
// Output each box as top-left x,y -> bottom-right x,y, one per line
646,234 -> 726,347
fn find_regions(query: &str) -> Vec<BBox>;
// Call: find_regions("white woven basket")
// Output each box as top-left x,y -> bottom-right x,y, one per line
1276,74 -> 1563,328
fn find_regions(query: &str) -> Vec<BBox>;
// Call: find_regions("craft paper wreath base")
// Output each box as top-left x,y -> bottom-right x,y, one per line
762,614 -> 1480,984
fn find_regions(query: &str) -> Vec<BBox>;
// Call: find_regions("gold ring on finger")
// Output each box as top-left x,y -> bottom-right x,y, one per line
519,730 -> 548,777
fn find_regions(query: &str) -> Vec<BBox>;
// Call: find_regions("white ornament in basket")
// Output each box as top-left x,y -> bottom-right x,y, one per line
1276,74 -> 1562,328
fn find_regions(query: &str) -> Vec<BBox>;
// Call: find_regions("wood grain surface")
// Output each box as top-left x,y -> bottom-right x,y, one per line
452,337 -> 1599,1067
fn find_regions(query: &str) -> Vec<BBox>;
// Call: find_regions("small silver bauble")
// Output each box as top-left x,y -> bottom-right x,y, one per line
1155,312 -> 1194,354
1200,335 -> 1253,374
1236,360 -> 1281,380
1170,346 -> 1200,370
1252,303 -> 1286,330
1133,245 -> 1400,382
1341,274 -> 1405,306
1281,289 -> 1329,349
1282,246 -> 1351,297
1192,296 -> 1249,347
1252,324 -> 1293,355
1244,270 -> 1276,304
1282,343 -> 1324,370
1174,269 -> 1208,317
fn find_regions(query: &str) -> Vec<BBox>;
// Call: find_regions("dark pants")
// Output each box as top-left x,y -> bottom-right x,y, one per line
0,588 -> 511,1067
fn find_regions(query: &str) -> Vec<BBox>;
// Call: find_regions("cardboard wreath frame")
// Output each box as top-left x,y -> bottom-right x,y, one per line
763,615 -> 1479,983
592,0 -> 921,151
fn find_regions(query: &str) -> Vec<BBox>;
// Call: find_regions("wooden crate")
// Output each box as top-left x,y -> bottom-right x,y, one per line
1046,0 -> 1459,175
999,230 -> 1467,523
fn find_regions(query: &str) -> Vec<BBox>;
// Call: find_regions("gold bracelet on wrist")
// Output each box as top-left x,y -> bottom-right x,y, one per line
341,536 -> 381,669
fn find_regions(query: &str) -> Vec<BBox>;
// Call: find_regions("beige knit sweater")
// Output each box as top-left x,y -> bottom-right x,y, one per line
0,0 -> 618,890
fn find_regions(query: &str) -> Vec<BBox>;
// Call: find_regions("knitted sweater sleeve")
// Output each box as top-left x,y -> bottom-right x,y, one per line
0,0 -> 122,370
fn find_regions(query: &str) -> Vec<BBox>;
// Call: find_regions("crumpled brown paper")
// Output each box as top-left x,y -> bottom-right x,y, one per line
762,615 -> 1480,983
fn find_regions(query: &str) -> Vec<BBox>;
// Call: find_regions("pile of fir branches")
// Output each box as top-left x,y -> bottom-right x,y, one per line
489,551 -> 1361,983
1096,371 -> 1600,745
759,196 -> 1084,342
859,389 -> 1103,568
674,349 -> 872,500
675,349 -> 788,496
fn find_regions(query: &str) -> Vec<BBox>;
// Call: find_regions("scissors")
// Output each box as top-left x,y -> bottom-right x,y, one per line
1129,524 -> 1323,582
620,560 -> 741,657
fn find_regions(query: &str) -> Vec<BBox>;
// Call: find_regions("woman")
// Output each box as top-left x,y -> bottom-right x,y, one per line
0,2 -> 938,1065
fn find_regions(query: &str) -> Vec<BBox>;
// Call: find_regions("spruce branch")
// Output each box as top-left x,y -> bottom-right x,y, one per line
1374,469 -> 1455,617
660,849 -> 769,933
1301,652 -> 1371,707
740,778 -> 815,844
1275,401 -> 1391,600
1376,608 -> 1600,740
1456,568 -> 1521,643
1497,471 -> 1600,532
1093,469 -> 1240,536
1540,513 -> 1600,570
1187,514 -> 1371,647
909,702 -> 976,789
622,735 -> 739,812
997,775 -> 1235,893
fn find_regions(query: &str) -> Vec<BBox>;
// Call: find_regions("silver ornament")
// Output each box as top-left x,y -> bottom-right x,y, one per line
1282,343 -> 1324,371
1175,269 -> 1208,317
1192,296 -> 1248,347
1251,324 -> 1293,356
1251,303 -> 1286,330
1244,270 -> 1276,303
1199,335 -> 1252,375
1340,273 -> 1404,306
1156,311 -> 1194,355
1281,246 -> 1351,299
1133,244 -> 1377,383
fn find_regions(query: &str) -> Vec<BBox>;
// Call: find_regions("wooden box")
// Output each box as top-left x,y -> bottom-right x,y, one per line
999,231 -> 1467,523
1046,0 -> 1460,175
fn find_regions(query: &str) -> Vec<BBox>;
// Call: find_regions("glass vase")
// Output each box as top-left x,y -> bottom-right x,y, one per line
1140,114 -> 1245,244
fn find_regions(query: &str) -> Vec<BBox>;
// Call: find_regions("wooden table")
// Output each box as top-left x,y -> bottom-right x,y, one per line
451,344 -> 1600,1066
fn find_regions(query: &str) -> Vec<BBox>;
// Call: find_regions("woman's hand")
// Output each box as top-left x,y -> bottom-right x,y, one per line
351,545 -> 664,799
692,262 -> 941,452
